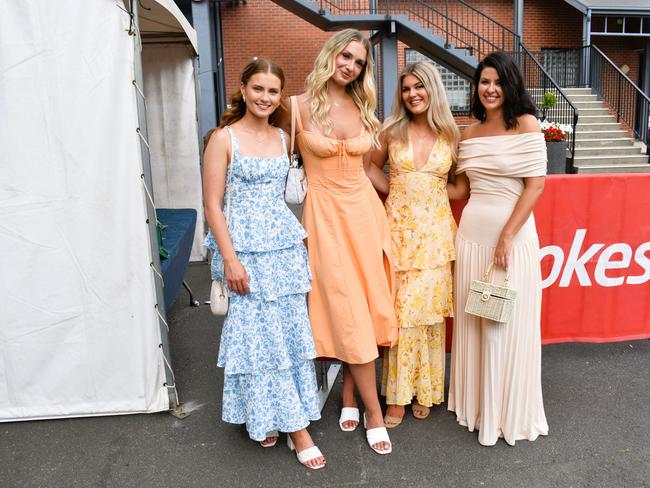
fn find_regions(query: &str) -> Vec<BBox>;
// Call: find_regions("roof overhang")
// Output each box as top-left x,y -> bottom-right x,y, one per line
123,0 -> 198,53
563,0 -> 650,15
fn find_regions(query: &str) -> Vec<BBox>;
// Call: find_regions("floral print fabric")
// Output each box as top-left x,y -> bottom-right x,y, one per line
204,127 -> 320,441
381,135 -> 455,406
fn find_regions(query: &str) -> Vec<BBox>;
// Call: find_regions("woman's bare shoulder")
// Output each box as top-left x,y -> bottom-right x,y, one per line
517,113 -> 541,133
460,122 -> 481,141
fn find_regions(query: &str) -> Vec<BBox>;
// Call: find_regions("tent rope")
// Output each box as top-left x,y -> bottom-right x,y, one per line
150,262 -> 164,287
159,344 -> 179,408
132,80 -> 146,100
136,127 -> 150,149
155,303 -> 169,332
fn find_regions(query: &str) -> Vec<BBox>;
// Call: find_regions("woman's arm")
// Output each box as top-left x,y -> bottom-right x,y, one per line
446,169 -> 470,200
493,176 -> 545,270
364,130 -> 390,195
203,128 -> 250,294
494,113 -> 546,269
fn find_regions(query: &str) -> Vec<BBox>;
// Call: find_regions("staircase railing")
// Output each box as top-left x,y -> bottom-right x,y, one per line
588,45 -> 650,154
517,44 -> 579,173
316,0 -> 520,62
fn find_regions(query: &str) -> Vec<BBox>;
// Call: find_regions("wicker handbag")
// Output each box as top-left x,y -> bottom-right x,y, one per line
284,96 -> 307,205
465,263 -> 517,323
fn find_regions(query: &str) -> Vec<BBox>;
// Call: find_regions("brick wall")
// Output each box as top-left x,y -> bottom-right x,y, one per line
219,0 -> 640,115
221,2 -> 332,99
591,36 -> 645,85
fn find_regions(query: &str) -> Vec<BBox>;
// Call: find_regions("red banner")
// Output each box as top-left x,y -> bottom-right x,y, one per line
449,173 -> 650,346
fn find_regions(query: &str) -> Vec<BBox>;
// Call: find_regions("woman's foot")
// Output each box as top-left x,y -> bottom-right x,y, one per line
384,405 -> 405,428
259,431 -> 279,447
288,429 -> 326,469
363,411 -> 391,453
412,402 -> 431,420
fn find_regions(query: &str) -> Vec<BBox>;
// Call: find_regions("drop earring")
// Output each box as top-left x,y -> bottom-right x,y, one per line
242,94 -> 246,103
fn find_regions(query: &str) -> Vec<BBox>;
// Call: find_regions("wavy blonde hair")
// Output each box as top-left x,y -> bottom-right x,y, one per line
304,29 -> 381,146
383,61 -> 460,161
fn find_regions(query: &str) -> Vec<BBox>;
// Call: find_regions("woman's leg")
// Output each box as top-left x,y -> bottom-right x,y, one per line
340,363 -> 359,429
348,361 -> 391,451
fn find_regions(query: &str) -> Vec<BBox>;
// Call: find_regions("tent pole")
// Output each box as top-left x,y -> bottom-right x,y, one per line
131,3 -> 180,413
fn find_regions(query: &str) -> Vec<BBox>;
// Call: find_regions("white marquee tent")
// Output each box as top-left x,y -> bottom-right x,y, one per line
0,0 -> 204,421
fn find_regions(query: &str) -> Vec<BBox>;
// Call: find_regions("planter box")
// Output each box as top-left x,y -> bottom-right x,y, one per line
546,141 -> 567,174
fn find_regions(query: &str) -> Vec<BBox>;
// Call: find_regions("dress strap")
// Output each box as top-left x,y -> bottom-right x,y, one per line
225,126 -> 239,165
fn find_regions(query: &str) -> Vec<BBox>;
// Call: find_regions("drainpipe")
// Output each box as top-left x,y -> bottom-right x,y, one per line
513,0 -> 523,61
582,8 -> 592,87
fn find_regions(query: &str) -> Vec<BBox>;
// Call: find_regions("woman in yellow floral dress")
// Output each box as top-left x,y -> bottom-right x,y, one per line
369,61 -> 459,426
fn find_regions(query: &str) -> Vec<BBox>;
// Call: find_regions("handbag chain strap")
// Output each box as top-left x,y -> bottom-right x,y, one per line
289,96 -> 299,168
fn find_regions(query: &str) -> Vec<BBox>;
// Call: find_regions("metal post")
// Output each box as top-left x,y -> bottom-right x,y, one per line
131,3 -> 178,410
191,0 -> 226,136
380,23 -> 399,121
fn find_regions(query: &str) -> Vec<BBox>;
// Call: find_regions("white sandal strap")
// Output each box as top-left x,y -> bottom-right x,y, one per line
339,407 -> 360,426
366,426 -> 392,454
296,446 -> 323,464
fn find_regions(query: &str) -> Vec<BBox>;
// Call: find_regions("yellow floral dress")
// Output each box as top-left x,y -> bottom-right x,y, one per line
380,135 -> 456,407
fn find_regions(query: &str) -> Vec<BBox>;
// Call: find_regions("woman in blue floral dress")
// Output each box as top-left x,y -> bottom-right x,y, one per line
203,58 -> 325,470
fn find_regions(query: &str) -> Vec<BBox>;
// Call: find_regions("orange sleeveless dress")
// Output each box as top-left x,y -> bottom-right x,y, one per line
295,108 -> 398,364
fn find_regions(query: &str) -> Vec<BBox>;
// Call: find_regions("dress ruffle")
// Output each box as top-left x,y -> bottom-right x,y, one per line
205,239 -> 312,300
395,264 -> 453,328
222,360 -> 321,441
218,293 -> 316,374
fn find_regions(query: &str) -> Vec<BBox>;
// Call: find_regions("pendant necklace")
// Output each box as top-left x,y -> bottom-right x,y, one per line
412,126 -> 430,143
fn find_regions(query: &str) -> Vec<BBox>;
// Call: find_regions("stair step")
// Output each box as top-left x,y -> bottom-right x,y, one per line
575,138 -> 635,147
575,163 -> 650,174
574,146 -> 643,156
575,130 -> 629,139
573,154 -> 650,165
578,115 -> 617,123
571,101 -> 606,109
562,88 -> 594,95
576,122 -> 623,131
564,94 -> 599,102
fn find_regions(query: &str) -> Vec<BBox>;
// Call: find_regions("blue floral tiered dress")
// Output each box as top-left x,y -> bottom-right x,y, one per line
204,127 -> 321,441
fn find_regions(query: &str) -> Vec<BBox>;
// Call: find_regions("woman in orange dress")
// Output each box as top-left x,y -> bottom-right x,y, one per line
290,29 -> 398,454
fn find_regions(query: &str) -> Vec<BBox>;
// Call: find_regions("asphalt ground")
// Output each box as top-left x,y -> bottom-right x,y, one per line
2,262 -> 649,488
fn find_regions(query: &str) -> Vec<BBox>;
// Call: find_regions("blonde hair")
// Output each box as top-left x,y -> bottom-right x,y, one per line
382,61 -> 460,161
304,29 -> 381,146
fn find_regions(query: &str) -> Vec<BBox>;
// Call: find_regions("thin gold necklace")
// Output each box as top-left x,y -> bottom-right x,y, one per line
411,125 -> 431,143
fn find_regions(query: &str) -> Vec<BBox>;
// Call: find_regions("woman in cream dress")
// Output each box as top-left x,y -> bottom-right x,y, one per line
447,52 -> 549,446
368,62 -> 458,426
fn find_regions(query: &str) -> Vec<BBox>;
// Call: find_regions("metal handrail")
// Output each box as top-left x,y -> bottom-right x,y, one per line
589,45 -> 650,153
518,43 -> 580,172
316,0 -> 520,62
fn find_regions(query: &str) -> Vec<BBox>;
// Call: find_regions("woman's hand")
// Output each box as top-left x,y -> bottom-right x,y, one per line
224,257 -> 250,295
494,233 -> 513,270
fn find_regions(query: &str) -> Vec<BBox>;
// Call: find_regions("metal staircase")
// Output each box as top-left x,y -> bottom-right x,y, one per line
270,0 -> 582,170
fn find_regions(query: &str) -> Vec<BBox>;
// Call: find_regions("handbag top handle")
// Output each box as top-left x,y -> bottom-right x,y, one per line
483,262 -> 511,287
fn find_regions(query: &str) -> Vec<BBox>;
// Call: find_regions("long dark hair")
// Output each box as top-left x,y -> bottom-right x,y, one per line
470,51 -> 537,130
219,57 -> 286,128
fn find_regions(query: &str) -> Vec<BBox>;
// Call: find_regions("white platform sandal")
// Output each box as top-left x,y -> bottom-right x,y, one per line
338,407 -> 360,432
287,435 -> 326,470
363,414 -> 392,455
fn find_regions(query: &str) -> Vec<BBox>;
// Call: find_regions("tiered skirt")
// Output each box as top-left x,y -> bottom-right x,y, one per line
205,233 -> 321,441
